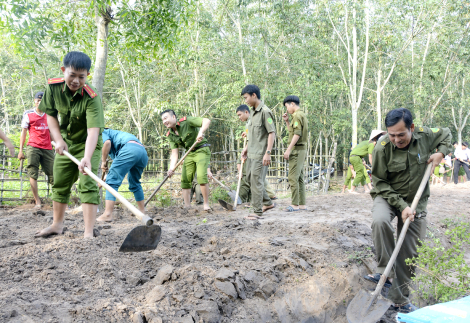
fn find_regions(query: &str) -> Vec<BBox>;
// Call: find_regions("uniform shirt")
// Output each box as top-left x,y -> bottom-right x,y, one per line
40,79 -> 104,146
247,101 -> 276,159
351,140 -> 374,158
21,108 -> 52,150
371,126 -> 452,213
287,110 -> 308,150
166,116 -> 208,150
102,129 -> 141,160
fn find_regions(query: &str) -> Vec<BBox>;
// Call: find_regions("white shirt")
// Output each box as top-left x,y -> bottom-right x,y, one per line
454,148 -> 470,161
444,155 -> 452,167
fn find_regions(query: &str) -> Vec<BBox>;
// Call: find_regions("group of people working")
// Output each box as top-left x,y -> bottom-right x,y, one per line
0,50 -> 456,315
0,51 -> 309,236
430,141 -> 470,185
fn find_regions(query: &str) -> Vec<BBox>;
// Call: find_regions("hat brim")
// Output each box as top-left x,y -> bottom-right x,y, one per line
369,130 -> 387,143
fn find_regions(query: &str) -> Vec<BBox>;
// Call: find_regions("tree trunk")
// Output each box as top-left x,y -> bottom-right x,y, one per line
93,6 -> 112,98
324,141 -> 337,193
377,69 -> 382,130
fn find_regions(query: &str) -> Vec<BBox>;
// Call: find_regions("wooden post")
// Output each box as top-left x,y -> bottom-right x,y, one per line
1,145 -> 4,205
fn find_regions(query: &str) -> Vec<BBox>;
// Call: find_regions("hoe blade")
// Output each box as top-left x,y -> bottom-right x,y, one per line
346,289 -> 392,323
119,225 -> 162,252
218,199 -> 233,211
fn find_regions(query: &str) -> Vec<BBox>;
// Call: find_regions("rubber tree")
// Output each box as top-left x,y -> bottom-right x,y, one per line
327,0 -> 370,147
1,0 -> 189,98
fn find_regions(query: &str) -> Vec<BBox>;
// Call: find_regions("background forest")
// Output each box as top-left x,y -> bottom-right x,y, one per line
1,0 -> 470,170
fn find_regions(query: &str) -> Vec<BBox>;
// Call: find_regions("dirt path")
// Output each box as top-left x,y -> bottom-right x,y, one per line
0,184 -> 469,323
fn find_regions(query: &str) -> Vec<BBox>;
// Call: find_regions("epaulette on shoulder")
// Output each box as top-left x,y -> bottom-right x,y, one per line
47,77 -> 65,85
166,131 -> 170,137
82,84 -> 97,99
377,135 -> 390,149
179,117 -> 187,122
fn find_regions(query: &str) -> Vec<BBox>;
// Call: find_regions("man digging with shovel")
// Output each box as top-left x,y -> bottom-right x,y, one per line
365,108 -> 452,313
35,51 -> 104,239
161,110 -> 213,212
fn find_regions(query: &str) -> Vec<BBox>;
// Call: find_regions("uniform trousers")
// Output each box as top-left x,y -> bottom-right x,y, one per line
105,142 -> 148,202
246,157 -> 273,215
371,196 -> 427,305
453,160 -> 470,184
52,141 -> 101,205
288,149 -> 306,205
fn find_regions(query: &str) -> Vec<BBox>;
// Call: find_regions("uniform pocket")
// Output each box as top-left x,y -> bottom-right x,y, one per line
388,162 -> 406,172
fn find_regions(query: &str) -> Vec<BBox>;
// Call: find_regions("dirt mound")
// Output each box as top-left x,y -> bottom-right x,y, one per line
3,186 -> 464,322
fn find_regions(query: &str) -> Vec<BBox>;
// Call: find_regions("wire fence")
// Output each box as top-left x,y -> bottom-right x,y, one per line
0,143 -> 341,206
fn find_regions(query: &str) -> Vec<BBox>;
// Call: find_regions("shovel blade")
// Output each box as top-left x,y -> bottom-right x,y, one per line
227,191 -> 242,205
119,225 -> 162,253
218,199 -> 233,211
346,289 -> 392,323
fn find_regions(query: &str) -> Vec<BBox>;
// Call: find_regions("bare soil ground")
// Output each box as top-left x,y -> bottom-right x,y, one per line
1,183 -> 469,323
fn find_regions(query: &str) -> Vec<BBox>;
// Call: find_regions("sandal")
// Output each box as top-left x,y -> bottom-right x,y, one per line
363,273 -> 392,288
286,205 -> 300,212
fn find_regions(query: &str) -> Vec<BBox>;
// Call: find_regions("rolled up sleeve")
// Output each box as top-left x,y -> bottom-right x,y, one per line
430,128 -> 452,157
86,98 -> 105,129
40,85 -> 58,118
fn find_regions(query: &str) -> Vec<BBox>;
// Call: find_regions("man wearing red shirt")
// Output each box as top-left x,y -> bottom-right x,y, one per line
18,92 -> 54,209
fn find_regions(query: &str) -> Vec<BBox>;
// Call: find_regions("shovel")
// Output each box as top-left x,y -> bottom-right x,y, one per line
346,163 -> 433,323
51,141 -> 161,253
231,137 -> 247,211
145,141 -> 199,207
211,176 -> 242,206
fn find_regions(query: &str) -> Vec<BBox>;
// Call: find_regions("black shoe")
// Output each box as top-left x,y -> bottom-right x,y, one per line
363,273 -> 392,288
391,303 -> 418,313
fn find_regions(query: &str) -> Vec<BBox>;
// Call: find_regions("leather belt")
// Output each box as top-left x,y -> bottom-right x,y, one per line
194,143 -> 210,151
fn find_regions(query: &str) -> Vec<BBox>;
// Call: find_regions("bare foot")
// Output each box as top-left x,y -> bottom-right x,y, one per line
349,190 -> 359,194
244,213 -> 262,220
34,204 -> 42,209
35,225 -> 63,238
96,213 -> 113,222
262,203 -> 276,212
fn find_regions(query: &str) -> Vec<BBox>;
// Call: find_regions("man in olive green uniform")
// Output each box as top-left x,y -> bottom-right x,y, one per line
236,105 -> 275,207
35,51 -> 104,239
161,110 -> 213,211
282,96 -> 308,211
366,108 -> 452,313
240,85 -> 275,219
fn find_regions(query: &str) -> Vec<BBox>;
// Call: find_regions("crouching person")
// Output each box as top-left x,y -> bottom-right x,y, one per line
97,129 -> 148,222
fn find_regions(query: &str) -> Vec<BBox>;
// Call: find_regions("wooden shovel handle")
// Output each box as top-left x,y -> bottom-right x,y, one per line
211,176 -> 231,191
144,140 -> 199,206
233,137 -> 247,211
51,141 -> 153,226
373,162 -> 433,296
